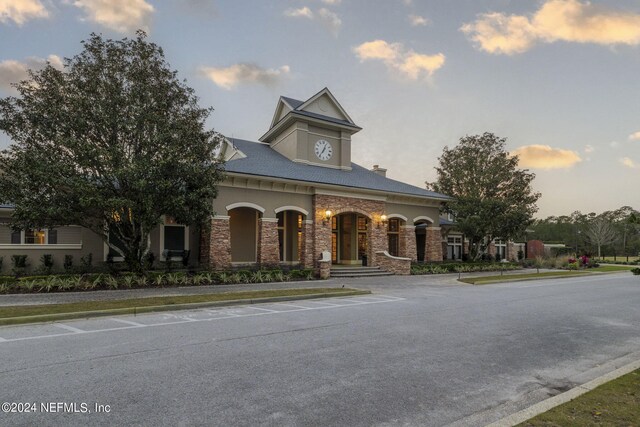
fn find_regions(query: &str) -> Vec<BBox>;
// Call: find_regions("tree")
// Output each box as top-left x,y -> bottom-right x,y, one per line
429,132 -> 540,260
0,32 -> 224,272
584,217 -> 618,258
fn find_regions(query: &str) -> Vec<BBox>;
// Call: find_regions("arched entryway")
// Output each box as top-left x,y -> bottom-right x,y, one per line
414,216 -> 434,262
228,203 -> 263,264
331,212 -> 370,265
275,207 -> 308,264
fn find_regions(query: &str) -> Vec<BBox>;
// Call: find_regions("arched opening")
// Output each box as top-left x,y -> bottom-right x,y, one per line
386,216 -> 405,257
414,218 -> 434,262
229,207 -> 260,263
331,212 -> 370,265
276,210 -> 305,264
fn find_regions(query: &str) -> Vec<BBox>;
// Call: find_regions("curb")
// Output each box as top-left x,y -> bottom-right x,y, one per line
486,357 -> 640,427
0,290 -> 371,326
466,270 -> 630,285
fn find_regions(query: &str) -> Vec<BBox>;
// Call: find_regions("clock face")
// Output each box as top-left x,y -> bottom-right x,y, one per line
314,139 -> 333,161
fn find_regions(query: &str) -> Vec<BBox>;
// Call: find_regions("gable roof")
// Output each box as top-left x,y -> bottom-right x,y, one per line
263,88 -> 361,141
225,138 -> 450,200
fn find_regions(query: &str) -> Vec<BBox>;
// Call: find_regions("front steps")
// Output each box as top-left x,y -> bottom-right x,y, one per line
329,266 -> 394,278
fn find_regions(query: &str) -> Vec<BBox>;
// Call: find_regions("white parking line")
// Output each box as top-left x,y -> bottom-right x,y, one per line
110,318 -> 146,327
55,323 -> 86,333
0,295 -> 405,344
245,306 -> 279,313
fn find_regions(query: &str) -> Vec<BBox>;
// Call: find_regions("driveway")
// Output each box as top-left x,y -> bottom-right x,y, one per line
1,272 -> 639,426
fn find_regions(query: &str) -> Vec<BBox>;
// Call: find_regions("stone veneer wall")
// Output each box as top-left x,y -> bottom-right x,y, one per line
374,251 -> 411,275
425,227 -> 443,262
401,225 -> 417,261
257,218 -> 280,266
300,220 -> 314,269
200,217 -> 232,269
506,242 -> 516,261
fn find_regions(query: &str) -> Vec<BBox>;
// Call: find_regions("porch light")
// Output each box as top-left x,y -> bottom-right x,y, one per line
323,209 -> 332,225
378,214 -> 388,229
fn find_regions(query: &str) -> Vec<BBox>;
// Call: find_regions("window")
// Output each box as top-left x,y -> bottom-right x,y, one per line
387,218 -> 400,256
495,239 -> 506,260
9,228 -> 57,245
161,216 -> 188,260
447,236 -> 463,260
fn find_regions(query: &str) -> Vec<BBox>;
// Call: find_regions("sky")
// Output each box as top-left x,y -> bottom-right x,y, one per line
0,0 -> 639,218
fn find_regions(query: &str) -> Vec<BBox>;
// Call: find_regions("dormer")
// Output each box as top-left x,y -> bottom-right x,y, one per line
259,88 -> 361,170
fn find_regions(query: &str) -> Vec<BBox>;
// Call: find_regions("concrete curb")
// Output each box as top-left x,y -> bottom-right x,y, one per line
486,357 -> 640,427
0,289 -> 371,326
467,270 -> 630,285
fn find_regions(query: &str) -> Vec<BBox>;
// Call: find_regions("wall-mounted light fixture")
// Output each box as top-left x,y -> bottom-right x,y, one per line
323,209 -> 332,225
378,214 -> 388,229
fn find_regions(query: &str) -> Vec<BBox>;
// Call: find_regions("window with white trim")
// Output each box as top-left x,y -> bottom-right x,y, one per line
9,228 -> 57,245
161,216 -> 189,260
495,239 -> 506,260
447,236 -> 462,260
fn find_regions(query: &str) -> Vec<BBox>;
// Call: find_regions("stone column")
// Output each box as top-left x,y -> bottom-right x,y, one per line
200,215 -> 232,269
425,226 -> 443,262
368,218 -> 387,267
506,242 -> 516,261
257,217 -> 280,266
401,225 -> 417,261
488,242 -> 497,257
300,219 -> 314,269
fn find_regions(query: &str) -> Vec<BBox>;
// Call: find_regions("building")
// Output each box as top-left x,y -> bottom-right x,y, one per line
0,88 -> 451,276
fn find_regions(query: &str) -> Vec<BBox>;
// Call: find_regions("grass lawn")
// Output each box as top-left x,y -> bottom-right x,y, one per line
518,369 -> 640,426
460,265 -> 635,285
0,287 -> 365,322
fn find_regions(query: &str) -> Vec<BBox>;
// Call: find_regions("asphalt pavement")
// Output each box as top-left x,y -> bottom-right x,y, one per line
1,272 -> 639,426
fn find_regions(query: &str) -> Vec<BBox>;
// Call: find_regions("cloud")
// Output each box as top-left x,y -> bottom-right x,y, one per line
284,6 -> 341,36
0,55 -> 63,92
284,7 -> 313,19
353,39 -> 445,79
200,63 -> 290,90
461,0 -> 640,55
0,0 -> 49,25
321,0 -> 341,4
317,8 -> 341,36
628,131 -> 640,141
620,157 -> 637,168
584,144 -> 594,153
72,0 -> 154,33
408,14 -> 429,27
610,141 -> 619,148
512,144 -> 582,169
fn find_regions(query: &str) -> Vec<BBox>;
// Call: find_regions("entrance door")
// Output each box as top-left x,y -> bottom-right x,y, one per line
333,213 -> 369,265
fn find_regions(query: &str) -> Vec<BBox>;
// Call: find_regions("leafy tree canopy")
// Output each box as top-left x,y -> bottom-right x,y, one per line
0,31 -> 225,272
430,132 -> 540,260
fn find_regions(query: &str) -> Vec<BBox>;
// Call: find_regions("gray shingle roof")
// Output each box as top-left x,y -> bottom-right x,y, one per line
225,138 -> 450,200
281,96 -> 304,109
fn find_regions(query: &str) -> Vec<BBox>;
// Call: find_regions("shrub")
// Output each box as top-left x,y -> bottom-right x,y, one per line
40,254 -> 54,274
0,256 -> 3,273
631,268 -> 640,276
144,252 -> 155,270
63,255 -> 74,272
517,250 -> 524,261
11,255 -> 28,277
80,253 -> 93,273
121,275 -> 136,289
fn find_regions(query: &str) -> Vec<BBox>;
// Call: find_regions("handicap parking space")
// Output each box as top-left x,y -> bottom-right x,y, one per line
0,295 -> 405,344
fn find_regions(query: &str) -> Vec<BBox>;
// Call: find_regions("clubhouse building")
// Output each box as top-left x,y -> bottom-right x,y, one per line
0,88 -> 455,276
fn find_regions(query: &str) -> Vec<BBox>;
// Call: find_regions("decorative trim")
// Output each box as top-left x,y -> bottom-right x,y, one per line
274,206 -> 309,216
212,215 -> 231,220
413,216 -> 435,224
226,202 -> 266,213
259,217 -> 279,223
387,213 -> 408,222
427,226 -> 442,231
375,250 -> 411,261
303,219 -> 314,225
402,225 -> 416,230
0,244 -> 82,250
291,158 -> 352,171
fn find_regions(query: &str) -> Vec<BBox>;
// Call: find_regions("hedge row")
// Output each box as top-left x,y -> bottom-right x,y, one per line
0,269 -> 316,294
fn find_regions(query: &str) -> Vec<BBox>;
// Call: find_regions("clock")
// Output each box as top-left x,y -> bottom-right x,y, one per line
314,139 -> 333,161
